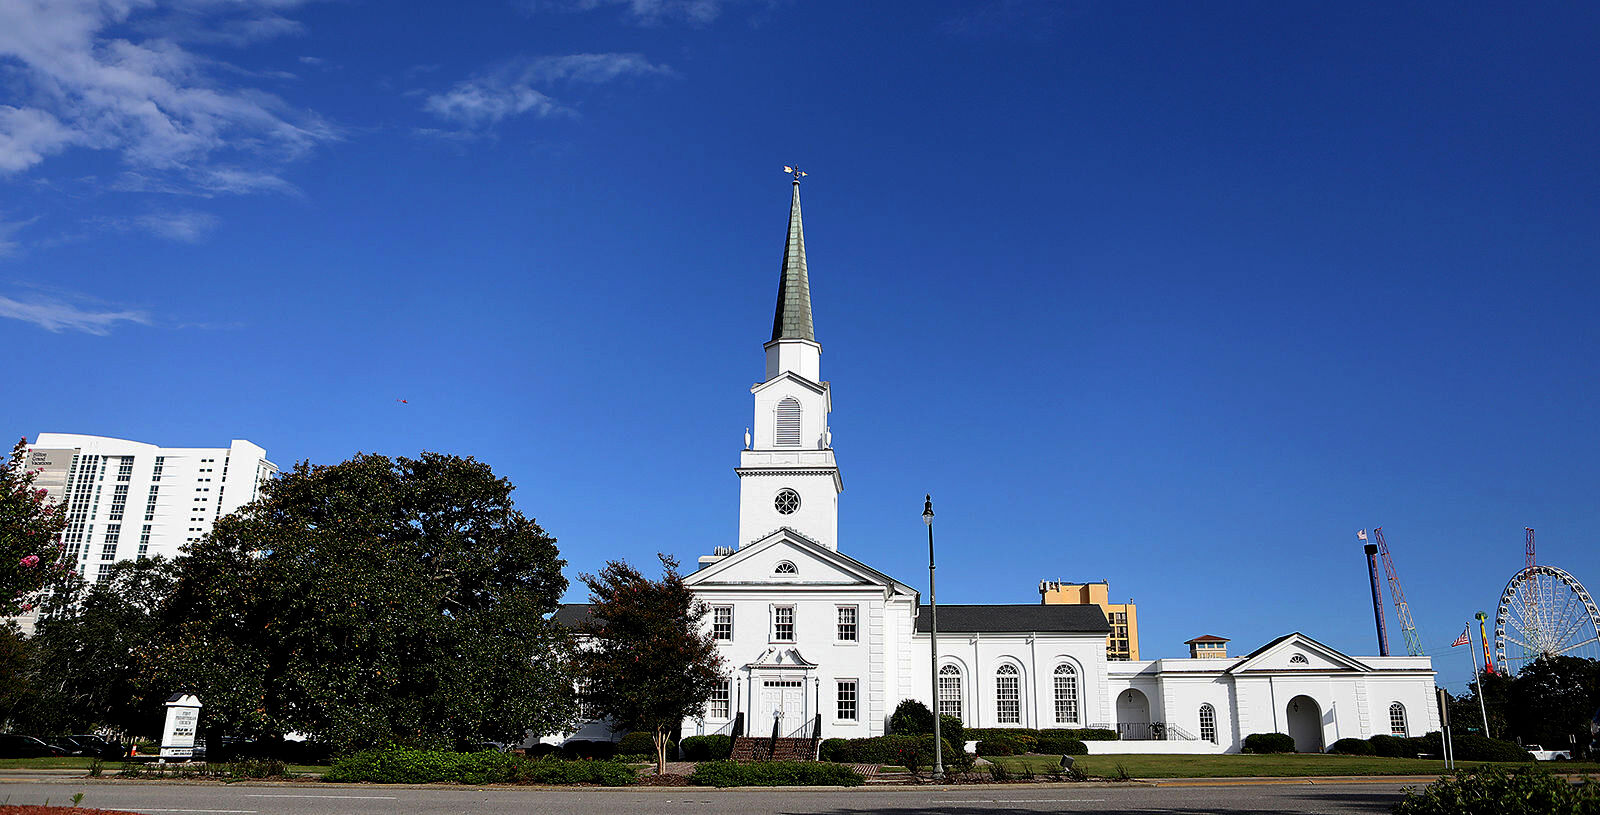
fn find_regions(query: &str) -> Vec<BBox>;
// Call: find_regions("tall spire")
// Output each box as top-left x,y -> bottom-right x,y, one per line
771,176 -> 815,342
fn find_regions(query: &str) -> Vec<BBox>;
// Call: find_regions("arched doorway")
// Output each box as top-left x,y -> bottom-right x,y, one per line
1116,688 -> 1151,740
1285,695 -> 1324,753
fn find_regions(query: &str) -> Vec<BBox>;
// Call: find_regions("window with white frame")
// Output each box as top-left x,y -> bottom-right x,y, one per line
837,605 -> 858,642
1389,702 -> 1407,736
1053,663 -> 1079,724
938,664 -> 963,721
996,664 -> 1021,724
836,679 -> 858,721
708,680 -> 731,719
1289,653 -> 1309,665
775,398 -> 802,447
1199,703 -> 1217,743
575,679 -> 593,720
712,605 -> 733,641
774,560 -> 797,575
773,605 -> 795,642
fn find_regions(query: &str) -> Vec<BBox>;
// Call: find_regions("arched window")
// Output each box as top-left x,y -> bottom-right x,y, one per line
1289,653 -> 1309,665
1199,703 -> 1217,743
775,398 -> 802,447
1053,663 -> 1079,725
995,664 -> 1021,724
938,664 -> 963,721
774,560 -> 797,575
1389,702 -> 1407,736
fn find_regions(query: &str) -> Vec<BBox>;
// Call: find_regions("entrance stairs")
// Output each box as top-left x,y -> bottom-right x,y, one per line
730,735 -> 817,762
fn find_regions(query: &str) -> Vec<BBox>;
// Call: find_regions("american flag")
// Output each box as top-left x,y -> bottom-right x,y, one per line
1357,529 -> 1368,541
1452,626 -> 1470,647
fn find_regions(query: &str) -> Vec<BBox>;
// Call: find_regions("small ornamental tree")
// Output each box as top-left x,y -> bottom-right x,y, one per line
577,555 -> 724,775
1,438 -> 68,615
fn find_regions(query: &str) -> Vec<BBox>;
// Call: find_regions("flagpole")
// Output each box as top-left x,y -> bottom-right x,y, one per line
1468,622 -> 1490,738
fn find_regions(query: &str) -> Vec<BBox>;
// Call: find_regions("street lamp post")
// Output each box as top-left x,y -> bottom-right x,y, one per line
924,494 -> 945,781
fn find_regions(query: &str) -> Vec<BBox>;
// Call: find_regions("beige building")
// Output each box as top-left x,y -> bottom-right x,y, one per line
1040,580 -> 1140,660
1186,634 -> 1231,659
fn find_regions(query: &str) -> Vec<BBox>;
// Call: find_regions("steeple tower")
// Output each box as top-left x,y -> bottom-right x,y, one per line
738,171 -> 841,551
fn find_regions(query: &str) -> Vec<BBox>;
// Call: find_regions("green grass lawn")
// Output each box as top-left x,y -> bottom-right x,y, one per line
989,753 -> 1600,779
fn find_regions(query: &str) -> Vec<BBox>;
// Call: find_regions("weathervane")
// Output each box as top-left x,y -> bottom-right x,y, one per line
783,165 -> 807,183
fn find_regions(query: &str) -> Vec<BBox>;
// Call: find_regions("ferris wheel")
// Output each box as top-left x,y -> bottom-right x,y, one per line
1493,563 -> 1600,674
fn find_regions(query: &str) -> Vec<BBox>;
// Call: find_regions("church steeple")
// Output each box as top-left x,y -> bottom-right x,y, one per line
771,178 -> 815,342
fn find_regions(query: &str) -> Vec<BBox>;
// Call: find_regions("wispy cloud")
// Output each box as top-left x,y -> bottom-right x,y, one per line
422,53 -> 671,130
0,0 -> 336,194
0,217 -> 39,256
99,210 -> 220,243
525,0 -> 730,25
0,291 -> 152,335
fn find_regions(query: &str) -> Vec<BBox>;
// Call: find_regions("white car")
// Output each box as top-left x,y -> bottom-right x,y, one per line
1525,745 -> 1572,761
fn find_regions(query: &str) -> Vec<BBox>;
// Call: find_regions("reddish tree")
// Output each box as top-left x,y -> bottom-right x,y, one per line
1,438 -> 67,616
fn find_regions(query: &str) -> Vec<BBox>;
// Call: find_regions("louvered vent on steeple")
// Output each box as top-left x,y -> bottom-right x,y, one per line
775,397 -> 802,446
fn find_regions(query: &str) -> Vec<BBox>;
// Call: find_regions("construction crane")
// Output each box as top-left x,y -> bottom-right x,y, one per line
1525,527 -> 1536,569
1359,530 -> 1390,656
1373,527 -> 1425,656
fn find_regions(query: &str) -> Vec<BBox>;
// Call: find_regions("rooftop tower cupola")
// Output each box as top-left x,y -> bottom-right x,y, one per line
737,169 -> 841,551
765,174 -> 821,382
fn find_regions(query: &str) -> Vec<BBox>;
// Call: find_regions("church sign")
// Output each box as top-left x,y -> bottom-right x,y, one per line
159,693 -> 202,759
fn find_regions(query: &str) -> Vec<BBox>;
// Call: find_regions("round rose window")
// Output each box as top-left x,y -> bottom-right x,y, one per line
774,488 -> 801,514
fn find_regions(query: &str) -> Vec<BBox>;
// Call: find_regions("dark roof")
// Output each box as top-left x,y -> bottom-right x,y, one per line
915,604 -> 1110,635
550,604 -> 593,628
770,180 -> 815,342
1186,634 -> 1230,643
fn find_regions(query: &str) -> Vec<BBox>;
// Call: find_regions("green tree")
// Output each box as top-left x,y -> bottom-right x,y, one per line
19,558 -> 176,735
577,555 -> 724,775
0,622 -> 31,730
1,438 -> 68,615
1450,669 -> 1514,738
1507,655 -> 1600,753
148,452 -> 575,753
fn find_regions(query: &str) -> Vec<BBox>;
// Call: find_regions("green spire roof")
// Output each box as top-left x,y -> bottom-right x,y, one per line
771,180 -> 815,342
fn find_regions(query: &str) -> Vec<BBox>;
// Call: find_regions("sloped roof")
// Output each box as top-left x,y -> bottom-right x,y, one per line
550,603 -> 594,628
770,180 -> 815,342
915,604 -> 1110,634
1186,634 -> 1230,643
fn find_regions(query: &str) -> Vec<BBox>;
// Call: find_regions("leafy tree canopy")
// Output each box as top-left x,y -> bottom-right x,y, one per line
577,554 -> 723,774
148,452 -> 574,753
1,438 -> 68,615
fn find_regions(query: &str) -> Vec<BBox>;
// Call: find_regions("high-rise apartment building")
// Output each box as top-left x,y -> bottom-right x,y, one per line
1038,579 -> 1140,660
24,433 -> 276,581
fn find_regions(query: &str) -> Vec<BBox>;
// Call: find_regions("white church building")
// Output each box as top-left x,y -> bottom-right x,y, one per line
554,177 -> 1439,754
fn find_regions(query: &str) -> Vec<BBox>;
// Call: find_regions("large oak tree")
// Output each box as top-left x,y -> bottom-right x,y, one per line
148,452 -> 575,753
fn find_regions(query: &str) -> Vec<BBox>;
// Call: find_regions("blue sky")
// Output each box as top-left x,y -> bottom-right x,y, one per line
4,1 -> 1598,692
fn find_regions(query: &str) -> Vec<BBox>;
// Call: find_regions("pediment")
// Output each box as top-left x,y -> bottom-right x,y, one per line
686,528 -> 915,596
1227,632 -> 1373,674
746,646 -> 817,669
750,371 -> 828,397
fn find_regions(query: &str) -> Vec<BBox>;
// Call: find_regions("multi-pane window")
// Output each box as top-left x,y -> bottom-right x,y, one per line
96,564 -> 114,582
775,398 -> 802,446
116,456 -> 134,481
1389,702 -> 1407,736
836,679 -> 858,721
1053,663 -> 1079,724
837,606 -> 857,642
708,680 -> 731,719
108,484 -> 129,520
712,606 -> 734,641
575,679 -> 593,720
1199,703 -> 1217,743
773,606 -> 795,642
996,664 -> 1021,724
138,525 -> 151,558
144,485 -> 159,521
151,456 -> 164,482
938,664 -> 963,721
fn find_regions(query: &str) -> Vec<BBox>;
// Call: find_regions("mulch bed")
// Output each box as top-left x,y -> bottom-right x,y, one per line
1,808 -> 146,814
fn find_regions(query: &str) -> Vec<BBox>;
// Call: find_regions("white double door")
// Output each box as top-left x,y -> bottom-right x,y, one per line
758,676 -> 808,735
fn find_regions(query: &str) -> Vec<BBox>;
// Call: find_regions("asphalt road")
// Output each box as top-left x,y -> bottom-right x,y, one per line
0,779 -> 1413,814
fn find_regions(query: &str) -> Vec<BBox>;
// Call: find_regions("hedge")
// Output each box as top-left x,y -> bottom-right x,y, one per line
1410,733 -> 1533,763
1394,766 -> 1600,815
1368,734 -> 1413,758
323,749 -> 636,785
560,740 -> 616,760
965,727 -> 1117,746
689,760 -> 864,787
1328,737 -> 1374,755
1036,735 -> 1088,755
616,731 -> 674,757
976,736 -> 1023,757
680,734 -> 733,761
1242,733 -> 1296,754
818,734 -> 955,766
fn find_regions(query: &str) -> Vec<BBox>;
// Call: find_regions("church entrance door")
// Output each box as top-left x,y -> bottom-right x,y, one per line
1285,695 -> 1324,753
759,678 -> 807,735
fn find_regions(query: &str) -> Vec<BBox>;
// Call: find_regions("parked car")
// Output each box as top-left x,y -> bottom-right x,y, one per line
0,735 -> 69,758
1526,744 -> 1572,761
65,734 -> 129,760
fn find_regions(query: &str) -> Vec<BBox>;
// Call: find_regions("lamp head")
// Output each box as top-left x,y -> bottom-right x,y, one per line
922,494 -> 934,526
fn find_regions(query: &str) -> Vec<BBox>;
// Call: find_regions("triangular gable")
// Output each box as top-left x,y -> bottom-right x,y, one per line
686,528 -> 916,596
746,646 -> 817,669
1227,632 -> 1374,674
751,370 -> 828,397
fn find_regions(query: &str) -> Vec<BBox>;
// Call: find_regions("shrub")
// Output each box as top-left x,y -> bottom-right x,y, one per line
1035,734 -> 1089,755
615,731 -> 672,757
323,749 -> 520,784
1328,738 -> 1374,755
938,715 -> 964,751
1368,734 -> 1412,757
680,735 -> 733,761
888,699 -> 935,735
976,736 -> 1023,757
1241,733 -> 1296,754
1407,732 -> 1533,763
512,758 -> 635,786
1393,766 -> 1600,815
560,740 -> 616,760
819,735 -> 954,765
1063,728 -> 1118,741
689,760 -> 863,787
